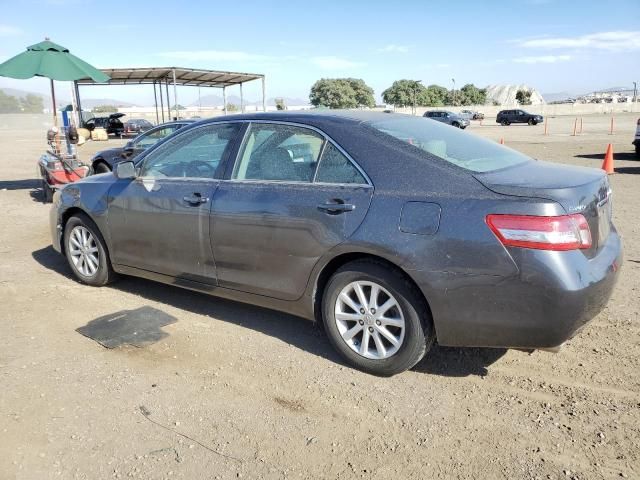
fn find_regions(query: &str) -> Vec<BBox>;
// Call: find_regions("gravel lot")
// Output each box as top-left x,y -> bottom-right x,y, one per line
0,112 -> 638,480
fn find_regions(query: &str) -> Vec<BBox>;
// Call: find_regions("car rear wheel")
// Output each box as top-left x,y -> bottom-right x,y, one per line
64,214 -> 117,286
322,260 -> 434,376
501,120 -> 510,126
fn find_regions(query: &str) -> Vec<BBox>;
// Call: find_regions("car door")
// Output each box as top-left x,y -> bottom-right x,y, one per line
107,122 -> 242,284
210,122 -> 373,300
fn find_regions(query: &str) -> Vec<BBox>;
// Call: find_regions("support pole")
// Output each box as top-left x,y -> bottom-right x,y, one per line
223,86 -> 227,115
572,118 -> 577,136
544,117 -> 548,135
172,68 -> 178,120
49,78 -> 58,127
153,81 -> 160,125
165,79 -> 171,120
240,82 -> 244,113
159,81 -> 165,123
73,80 -> 83,126
609,116 -> 614,135
261,76 -> 266,112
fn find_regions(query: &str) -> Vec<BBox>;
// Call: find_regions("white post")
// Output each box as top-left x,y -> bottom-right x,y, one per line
223,86 -> 227,115
240,82 -> 244,113
261,76 -> 266,112
172,68 -> 178,120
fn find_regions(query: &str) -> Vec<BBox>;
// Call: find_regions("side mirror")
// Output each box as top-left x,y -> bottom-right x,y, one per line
115,161 -> 136,179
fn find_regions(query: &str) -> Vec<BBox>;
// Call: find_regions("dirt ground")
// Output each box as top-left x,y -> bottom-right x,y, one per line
0,113 -> 638,480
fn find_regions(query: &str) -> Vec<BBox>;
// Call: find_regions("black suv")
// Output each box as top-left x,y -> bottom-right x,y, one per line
83,113 -> 126,136
496,109 -> 543,126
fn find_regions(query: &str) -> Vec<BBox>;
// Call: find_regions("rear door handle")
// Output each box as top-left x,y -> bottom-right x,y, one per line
317,201 -> 355,214
183,193 -> 209,205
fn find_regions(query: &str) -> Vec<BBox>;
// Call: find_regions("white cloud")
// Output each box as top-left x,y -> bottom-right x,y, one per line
0,24 -> 22,37
513,55 -> 572,64
517,31 -> 640,51
158,50 -> 275,62
378,44 -> 410,53
311,56 -> 364,70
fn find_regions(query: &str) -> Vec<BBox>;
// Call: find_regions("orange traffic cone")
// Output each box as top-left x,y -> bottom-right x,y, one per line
601,144 -> 614,174
499,138 -> 504,145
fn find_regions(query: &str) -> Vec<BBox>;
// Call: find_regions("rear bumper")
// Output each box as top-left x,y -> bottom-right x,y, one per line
413,229 -> 623,349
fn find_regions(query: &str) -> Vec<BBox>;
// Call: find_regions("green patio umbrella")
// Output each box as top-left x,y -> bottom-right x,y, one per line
0,39 -> 109,125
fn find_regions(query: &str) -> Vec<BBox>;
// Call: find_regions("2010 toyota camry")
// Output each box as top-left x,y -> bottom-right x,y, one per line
50,111 -> 623,376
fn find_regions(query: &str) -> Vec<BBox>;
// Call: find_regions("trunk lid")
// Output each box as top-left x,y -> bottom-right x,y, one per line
474,160 -> 612,257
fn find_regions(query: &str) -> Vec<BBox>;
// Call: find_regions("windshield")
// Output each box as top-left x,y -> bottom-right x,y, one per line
368,115 -> 531,173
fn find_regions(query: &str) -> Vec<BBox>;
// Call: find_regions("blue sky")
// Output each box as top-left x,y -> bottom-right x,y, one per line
0,0 -> 639,105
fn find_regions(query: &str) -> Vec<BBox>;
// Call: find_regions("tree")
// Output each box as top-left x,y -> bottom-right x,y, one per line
515,89 -> 532,105
425,85 -> 448,106
382,80 -> 427,109
226,103 -> 239,112
0,91 -> 20,113
174,104 -> 186,110
309,78 -> 375,109
92,105 -> 119,113
20,94 -> 44,113
458,84 -> 487,106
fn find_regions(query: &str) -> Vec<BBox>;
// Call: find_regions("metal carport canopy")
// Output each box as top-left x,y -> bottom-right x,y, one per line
75,66 -> 266,121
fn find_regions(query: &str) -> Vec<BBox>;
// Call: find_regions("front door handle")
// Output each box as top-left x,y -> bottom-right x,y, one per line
317,200 -> 355,214
183,193 -> 209,205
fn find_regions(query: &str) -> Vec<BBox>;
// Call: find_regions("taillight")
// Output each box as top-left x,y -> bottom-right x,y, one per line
486,214 -> 592,251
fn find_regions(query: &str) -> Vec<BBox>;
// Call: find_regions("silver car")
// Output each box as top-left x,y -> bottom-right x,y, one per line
423,110 -> 470,129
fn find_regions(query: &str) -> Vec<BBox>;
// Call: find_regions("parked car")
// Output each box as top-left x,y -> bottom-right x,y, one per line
633,118 -> 640,158
124,119 -> 154,136
90,120 -> 195,173
459,110 -> 484,121
83,113 -> 126,136
423,110 -> 470,129
496,109 -> 543,126
50,111 -> 622,376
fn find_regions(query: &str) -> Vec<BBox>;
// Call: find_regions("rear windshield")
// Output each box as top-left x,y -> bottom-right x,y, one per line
368,115 -> 531,172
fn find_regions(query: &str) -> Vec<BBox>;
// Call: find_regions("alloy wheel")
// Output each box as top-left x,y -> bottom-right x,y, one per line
68,226 -> 99,277
334,281 -> 405,360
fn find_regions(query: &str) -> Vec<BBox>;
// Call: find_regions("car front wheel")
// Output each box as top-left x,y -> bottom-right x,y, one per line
93,161 -> 111,174
64,214 -> 117,286
322,260 -> 434,376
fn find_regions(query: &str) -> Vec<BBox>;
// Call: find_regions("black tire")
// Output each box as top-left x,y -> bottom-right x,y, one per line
635,144 -> 640,159
322,260 -> 434,376
452,122 -> 460,128
93,161 -> 111,174
528,118 -> 535,126
501,120 -> 510,126
41,179 -> 53,203
63,213 -> 117,286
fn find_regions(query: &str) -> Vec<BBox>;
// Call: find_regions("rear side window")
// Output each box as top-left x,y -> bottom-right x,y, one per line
233,123 -> 324,182
369,116 -> 531,173
315,143 -> 366,184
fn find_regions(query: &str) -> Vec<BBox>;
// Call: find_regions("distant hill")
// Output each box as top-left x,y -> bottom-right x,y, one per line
190,95 -> 309,108
485,84 -> 545,106
0,88 -> 136,109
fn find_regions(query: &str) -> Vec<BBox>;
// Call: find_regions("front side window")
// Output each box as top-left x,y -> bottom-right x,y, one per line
135,126 -> 178,148
369,116 -> 531,173
139,123 -> 239,179
315,143 -> 366,184
232,123 -> 324,182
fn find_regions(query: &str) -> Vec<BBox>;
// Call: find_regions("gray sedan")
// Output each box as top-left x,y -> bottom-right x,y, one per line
423,110 -> 470,129
50,111 -> 622,376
